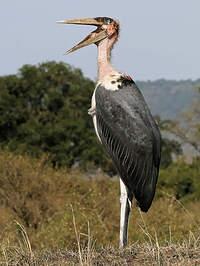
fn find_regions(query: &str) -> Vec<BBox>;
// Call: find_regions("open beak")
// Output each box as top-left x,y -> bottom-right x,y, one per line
56,18 -> 108,55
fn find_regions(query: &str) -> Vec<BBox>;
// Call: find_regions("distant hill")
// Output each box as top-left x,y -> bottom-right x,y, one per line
136,79 -> 200,120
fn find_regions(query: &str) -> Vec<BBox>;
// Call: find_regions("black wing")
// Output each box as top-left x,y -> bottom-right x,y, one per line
95,80 -> 161,212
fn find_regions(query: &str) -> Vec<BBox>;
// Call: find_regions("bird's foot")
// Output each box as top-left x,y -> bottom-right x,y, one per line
88,107 -> 96,116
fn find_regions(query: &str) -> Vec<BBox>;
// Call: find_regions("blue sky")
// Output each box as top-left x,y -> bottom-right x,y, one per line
1,0 -> 200,81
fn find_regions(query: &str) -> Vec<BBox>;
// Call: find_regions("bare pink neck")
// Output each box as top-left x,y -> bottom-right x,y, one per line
97,39 -> 115,80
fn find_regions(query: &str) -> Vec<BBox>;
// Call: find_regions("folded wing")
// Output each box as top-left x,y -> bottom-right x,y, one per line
95,82 -> 161,212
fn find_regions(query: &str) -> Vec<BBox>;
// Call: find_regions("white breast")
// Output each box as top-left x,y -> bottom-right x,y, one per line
97,71 -> 123,91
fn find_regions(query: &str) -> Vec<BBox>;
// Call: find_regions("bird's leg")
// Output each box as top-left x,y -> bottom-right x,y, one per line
119,178 -> 132,248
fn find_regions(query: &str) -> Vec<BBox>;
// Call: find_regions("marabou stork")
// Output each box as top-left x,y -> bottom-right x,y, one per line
57,17 -> 161,248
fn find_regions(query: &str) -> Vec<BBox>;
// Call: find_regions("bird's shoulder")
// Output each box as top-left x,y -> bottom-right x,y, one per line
96,71 -> 136,91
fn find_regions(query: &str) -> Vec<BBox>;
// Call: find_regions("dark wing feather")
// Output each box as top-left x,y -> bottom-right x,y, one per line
95,82 -> 161,212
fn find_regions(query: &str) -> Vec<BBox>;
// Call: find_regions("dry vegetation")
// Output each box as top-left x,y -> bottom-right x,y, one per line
2,242 -> 200,265
0,151 -> 200,265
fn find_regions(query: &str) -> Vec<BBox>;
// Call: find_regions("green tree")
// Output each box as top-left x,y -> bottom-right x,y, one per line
0,62 -> 111,169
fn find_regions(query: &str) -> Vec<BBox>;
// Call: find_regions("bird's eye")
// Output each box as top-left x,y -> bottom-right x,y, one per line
101,25 -> 107,30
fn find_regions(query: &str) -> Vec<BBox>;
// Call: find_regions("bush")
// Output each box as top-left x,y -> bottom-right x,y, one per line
158,157 -> 200,202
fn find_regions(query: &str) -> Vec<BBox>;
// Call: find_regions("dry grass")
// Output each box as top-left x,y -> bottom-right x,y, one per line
1,234 -> 200,265
0,150 -> 200,265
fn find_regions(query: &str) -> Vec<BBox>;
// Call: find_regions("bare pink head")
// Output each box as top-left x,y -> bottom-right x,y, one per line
57,17 -> 120,54
57,17 -> 120,79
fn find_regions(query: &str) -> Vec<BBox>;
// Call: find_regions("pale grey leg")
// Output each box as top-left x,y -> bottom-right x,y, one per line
119,178 -> 132,248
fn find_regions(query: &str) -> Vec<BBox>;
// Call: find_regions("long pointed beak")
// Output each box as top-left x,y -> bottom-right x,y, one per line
56,18 -> 108,55
56,18 -> 103,26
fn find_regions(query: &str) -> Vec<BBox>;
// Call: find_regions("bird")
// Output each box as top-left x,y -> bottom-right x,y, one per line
57,17 -> 161,248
